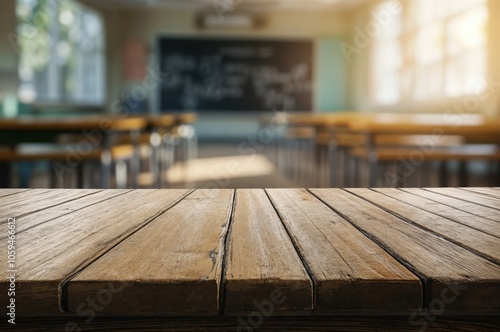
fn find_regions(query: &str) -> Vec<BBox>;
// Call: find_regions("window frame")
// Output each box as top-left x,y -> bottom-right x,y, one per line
369,0 -> 489,110
17,0 -> 106,107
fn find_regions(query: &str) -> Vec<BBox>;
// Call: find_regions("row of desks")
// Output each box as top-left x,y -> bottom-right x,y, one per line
281,112 -> 500,137
0,113 -> 197,188
0,188 -> 499,323
0,113 -> 197,132
269,112 -> 500,187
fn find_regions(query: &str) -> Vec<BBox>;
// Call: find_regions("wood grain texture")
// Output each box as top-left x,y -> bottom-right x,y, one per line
224,189 -> 312,313
426,188 -> 500,211
310,189 -> 500,311
0,189 -> 101,221
67,189 -> 234,315
460,188 -> 500,200
0,190 -> 190,315
372,189 -> 500,239
352,188 -> 500,263
266,188 -> 421,311
2,188 -> 500,321
0,190 -> 131,237
402,188 -> 500,222
0,188 -> 30,198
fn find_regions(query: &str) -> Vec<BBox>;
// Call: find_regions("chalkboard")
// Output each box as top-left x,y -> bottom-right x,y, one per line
158,37 -> 313,112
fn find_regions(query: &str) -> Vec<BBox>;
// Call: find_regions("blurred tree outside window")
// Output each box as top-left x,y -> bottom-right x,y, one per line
16,0 -> 105,105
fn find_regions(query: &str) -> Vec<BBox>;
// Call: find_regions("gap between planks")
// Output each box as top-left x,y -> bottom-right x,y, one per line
0,189 -> 104,222
422,188 -> 500,211
264,189 -> 319,310
59,189 -> 195,313
350,188 -> 500,265
266,189 -> 421,312
402,188 -> 500,223
0,190 -> 133,239
308,188 -> 500,312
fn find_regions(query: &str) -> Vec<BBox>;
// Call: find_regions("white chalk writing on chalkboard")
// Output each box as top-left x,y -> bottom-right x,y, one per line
159,38 -> 313,111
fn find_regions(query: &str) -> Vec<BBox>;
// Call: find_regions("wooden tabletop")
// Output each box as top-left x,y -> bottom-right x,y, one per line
0,115 -> 149,131
262,112 -> 500,142
0,188 -> 499,318
260,112 -> 359,128
0,113 -> 198,132
146,113 -> 198,128
348,113 -> 500,137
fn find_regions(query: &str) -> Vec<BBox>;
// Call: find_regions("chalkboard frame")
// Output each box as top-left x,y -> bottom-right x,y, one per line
156,35 -> 315,113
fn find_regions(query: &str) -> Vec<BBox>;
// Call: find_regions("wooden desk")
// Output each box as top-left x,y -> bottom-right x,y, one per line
0,116 -> 148,188
260,112 -> 362,187
145,112 -> 198,128
349,113 -> 500,137
346,114 -> 500,187
1,188 -> 499,331
0,116 -> 147,132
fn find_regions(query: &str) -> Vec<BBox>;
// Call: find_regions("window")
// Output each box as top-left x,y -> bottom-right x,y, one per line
16,0 -> 105,105
371,0 -> 488,105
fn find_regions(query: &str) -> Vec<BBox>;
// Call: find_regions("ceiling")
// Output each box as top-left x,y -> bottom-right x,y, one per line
82,0 -> 368,12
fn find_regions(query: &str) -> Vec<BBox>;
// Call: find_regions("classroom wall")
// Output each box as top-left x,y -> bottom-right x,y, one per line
82,4 -> 351,139
120,8 -> 351,139
0,0 -> 19,100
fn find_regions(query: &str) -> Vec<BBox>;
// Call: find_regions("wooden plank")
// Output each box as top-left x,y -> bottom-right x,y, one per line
310,189 -> 500,311
0,188 -> 64,207
373,189 -> 500,239
459,187 -> 500,200
0,116 -> 148,131
67,189 -> 234,315
0,189 -> 191,315
352,188 -> 500,264
224,189 -> 312,313
348,113 -> 500,137
0,189 -> 30,198
0,190 -> 131,236
0,189 -> 101,221
426,188 -> 500,211
402,188 -> 500,223
266,189 -> 421,311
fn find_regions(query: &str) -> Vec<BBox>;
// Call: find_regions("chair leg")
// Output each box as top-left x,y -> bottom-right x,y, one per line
129,129 -> 141,189
0,162 -> 11,188
150,132 -> 161,189
49,163 -> 58,188
19,162 -> 34,188
314,143 -> 321,187
439,161 -> 449,187
497,161 -> 500,187
328,142 -> 338,188
368,158 -> 378,188
353,157 -> 360,188
395,160 -> 405,188
115,160 -> 128,189
188,128 -> 198,161
420,162 -> 431,188
161,134 -> 175,188
343,149 -> 351,188
458,161 -> 468,187
76,163 -> 85,189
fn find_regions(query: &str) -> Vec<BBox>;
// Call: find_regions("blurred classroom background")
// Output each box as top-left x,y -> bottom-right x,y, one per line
0,0 -> 499,189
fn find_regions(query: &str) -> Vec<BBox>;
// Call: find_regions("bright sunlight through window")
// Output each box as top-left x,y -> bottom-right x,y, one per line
372,0 -> 488,106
